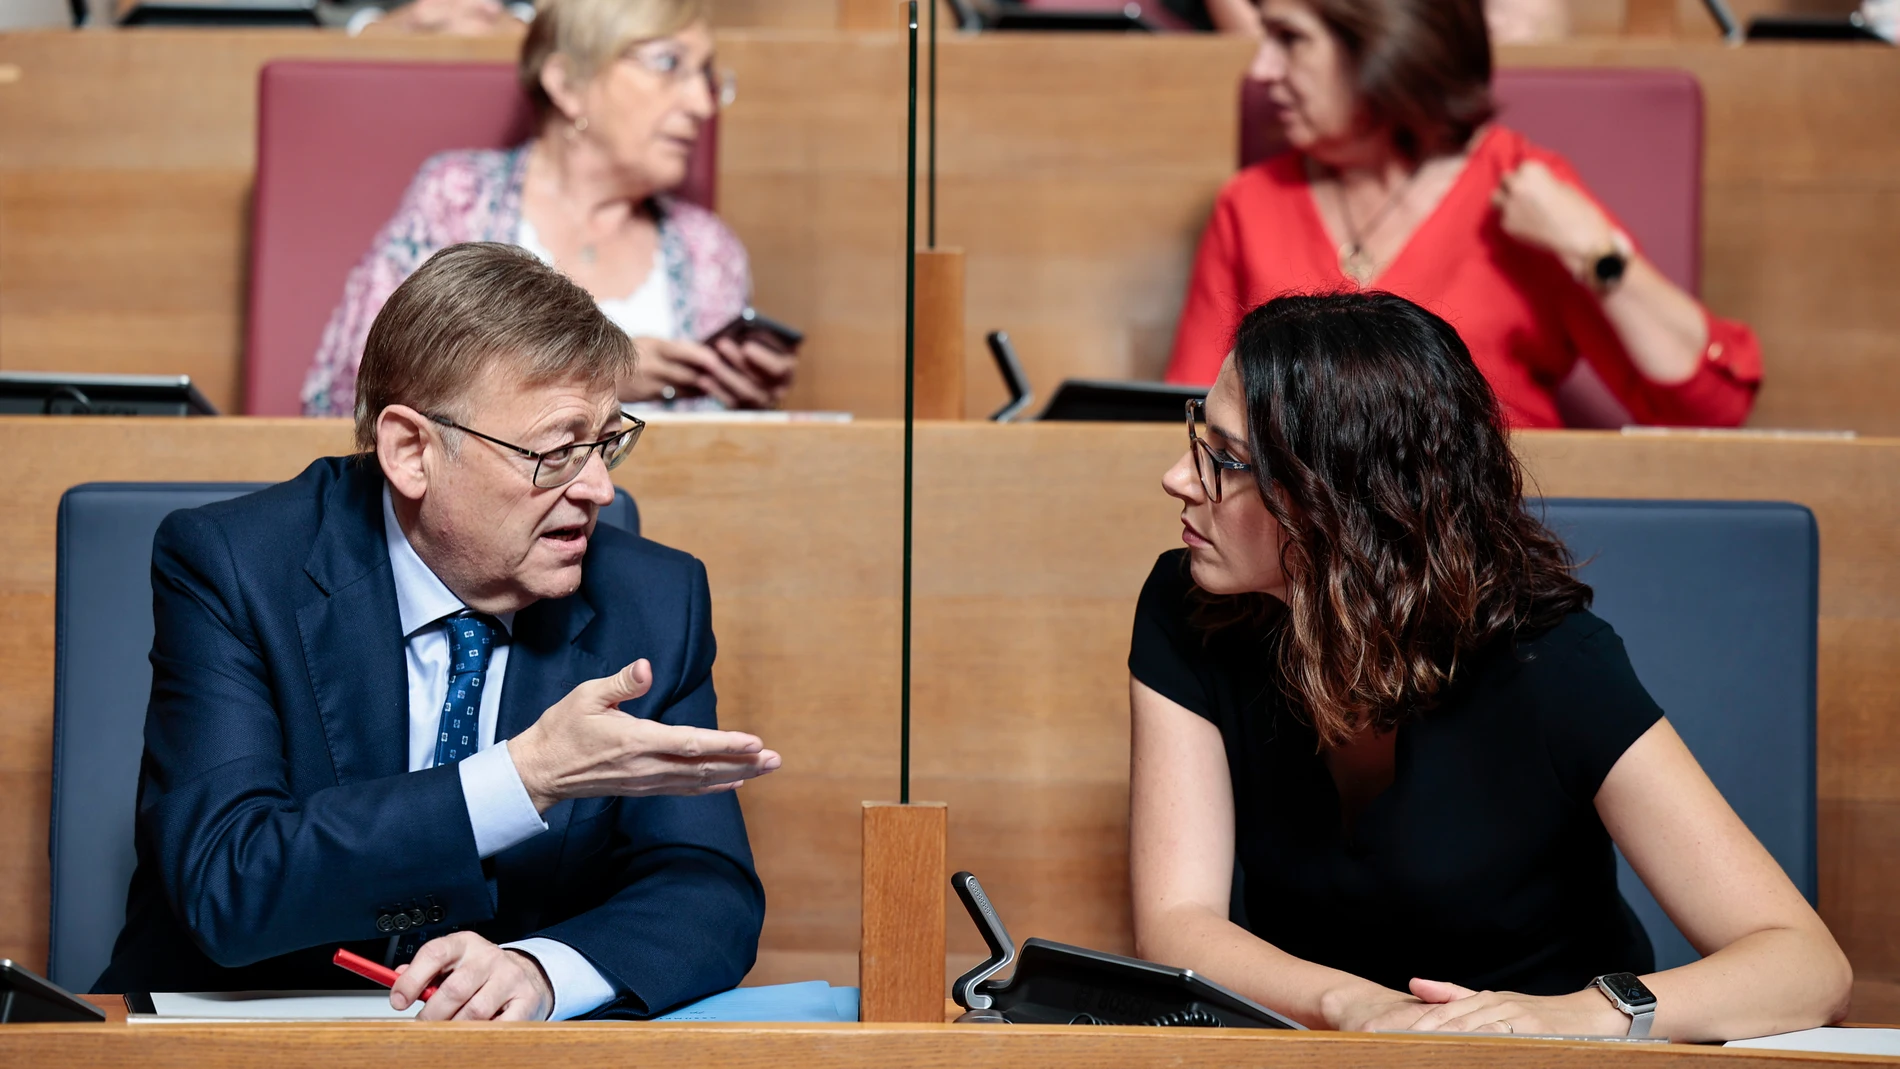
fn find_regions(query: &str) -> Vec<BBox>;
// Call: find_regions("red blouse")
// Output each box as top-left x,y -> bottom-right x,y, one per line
1165,126 -> 1760,428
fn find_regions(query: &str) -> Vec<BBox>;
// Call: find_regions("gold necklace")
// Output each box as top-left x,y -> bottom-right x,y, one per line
1331,165 -> 1421,285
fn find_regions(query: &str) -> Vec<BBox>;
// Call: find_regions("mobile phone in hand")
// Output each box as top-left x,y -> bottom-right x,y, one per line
702,307 -> 804,355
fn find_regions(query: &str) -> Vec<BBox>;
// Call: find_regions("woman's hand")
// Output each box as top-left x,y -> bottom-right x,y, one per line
711,336 -> 798,407
1491,160 -> 1617,280
624,337 -> 794,409
1402,978 -> 1630,1035
1318,980 -> 1434,1032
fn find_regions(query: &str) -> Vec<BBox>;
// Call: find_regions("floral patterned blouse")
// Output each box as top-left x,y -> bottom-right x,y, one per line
302,146 -> 750,417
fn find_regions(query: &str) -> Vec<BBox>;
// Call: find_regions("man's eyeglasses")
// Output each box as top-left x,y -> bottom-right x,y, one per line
427,411 -> 645,490
1187,397 -> 1254,503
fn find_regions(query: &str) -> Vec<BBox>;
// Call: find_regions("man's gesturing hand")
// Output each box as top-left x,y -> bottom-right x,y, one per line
509,660 -> 781,814
391,933 -> 551,1021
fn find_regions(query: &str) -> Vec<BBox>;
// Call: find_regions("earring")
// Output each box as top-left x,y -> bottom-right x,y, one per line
572,115 -> 589,135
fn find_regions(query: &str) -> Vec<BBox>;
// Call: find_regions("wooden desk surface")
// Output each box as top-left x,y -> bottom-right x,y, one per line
0,420 -> 1896,1021
0,32 -> 1895,431
0,995 -> 1887,1069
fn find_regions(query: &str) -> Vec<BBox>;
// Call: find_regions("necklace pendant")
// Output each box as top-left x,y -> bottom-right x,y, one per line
1340,243 -> 1373,285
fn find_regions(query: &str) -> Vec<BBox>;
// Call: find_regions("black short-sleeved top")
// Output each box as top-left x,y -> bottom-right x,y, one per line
1129,550 -> 1661,995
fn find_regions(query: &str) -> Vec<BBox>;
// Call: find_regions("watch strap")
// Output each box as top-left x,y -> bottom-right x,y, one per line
1592,973 -> 1657,1038
1627,1003 -> 1655,1038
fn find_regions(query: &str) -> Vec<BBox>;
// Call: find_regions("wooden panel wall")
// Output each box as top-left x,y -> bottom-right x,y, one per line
37,0 -> 1868,34
0,419 -> 1895,1021
714,0 -> 1867,36
713,0 -> 841,29
1664,0 -> 1865,39
0,31 -> 517,414
1,32 -> 1896,431
934,36 -> 1900,433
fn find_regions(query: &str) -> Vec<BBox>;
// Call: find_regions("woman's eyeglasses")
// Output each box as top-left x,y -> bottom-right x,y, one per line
1187,397 -> 1254,503
626,45 -> 738,109
427,412 -> 646,490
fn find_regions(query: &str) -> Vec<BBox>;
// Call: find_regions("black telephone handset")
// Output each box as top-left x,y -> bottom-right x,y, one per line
948,871 -> 1304,1029
950,872 -> 1016,1019
985,332 -> 1034,423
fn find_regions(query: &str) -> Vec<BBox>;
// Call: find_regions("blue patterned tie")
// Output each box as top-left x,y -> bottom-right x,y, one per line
433,613 -> 498,768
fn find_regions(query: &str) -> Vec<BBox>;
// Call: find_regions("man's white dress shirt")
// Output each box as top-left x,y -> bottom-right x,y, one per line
383,487 -> 616,1020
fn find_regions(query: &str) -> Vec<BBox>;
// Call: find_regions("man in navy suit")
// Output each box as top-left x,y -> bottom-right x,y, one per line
99,242 -> 781,1020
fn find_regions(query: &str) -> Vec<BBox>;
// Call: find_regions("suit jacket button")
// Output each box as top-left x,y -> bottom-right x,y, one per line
409,908 -> 427,927
376,914 -> 394,933
428,906 -> 446,924
393,913 -> 411,931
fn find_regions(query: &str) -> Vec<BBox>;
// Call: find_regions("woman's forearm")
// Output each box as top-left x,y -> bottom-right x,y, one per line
1493,162 -> 1717,390
1643,924 -> 1853,1042
1595,256 -> 1712,387
1135,903 -> 1396,1029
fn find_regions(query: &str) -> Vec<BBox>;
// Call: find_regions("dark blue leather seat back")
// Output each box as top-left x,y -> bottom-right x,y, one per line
49,480 -> 640,990
1540,499 -> 1818,971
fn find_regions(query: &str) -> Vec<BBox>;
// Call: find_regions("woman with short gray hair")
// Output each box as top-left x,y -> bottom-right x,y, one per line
305,0 -> 796,418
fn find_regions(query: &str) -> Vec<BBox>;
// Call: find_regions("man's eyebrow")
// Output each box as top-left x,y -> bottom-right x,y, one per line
525,413 -> 592,446
529,408 -> 622,447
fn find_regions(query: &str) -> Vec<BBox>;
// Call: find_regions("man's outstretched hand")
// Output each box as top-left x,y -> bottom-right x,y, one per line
509,660 -> 781,814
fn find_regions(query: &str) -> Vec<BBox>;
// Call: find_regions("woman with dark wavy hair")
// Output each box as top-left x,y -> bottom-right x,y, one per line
1129,292 -> 1848,1039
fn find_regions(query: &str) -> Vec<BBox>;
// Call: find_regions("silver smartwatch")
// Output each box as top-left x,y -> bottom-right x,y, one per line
1590,972 -> 1657,1038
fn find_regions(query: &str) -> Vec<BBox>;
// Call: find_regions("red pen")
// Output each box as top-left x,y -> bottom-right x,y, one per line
333,947 -> 439,1003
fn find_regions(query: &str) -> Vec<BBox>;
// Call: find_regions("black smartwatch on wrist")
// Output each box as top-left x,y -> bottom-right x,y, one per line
1585,230 -> 1632,296
1591,972 -> 1657,1037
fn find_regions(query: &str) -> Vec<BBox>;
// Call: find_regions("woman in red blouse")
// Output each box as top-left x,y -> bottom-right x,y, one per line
1167,0 -> 1761,428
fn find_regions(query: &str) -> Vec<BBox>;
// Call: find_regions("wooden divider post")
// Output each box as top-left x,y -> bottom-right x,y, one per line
859,801 -> 948,1022
857,0 -> 953,1028
912,248 -> 965,420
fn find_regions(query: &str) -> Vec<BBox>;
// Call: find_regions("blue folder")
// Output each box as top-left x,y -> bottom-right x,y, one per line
655,981 -> 860,1023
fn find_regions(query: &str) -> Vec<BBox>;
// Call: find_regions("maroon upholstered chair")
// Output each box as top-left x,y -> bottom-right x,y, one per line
245,60 -> 718,416
1238,68 -> 1704,426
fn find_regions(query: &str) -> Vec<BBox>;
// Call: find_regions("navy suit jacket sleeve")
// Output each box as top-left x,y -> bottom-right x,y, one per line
140,506 -> 495,968
537,559 -> 766,1018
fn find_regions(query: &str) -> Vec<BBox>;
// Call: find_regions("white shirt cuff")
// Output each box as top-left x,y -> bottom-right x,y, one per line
457,740 -> 548,859
504,937 -> 618,1020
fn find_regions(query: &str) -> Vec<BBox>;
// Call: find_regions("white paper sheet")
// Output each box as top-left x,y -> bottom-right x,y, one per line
132,990 -> 423,1022
1725,1027 -> 1900,1056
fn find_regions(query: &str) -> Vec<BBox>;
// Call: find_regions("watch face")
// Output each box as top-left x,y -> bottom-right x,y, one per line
1600,972 -> 1657,1008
